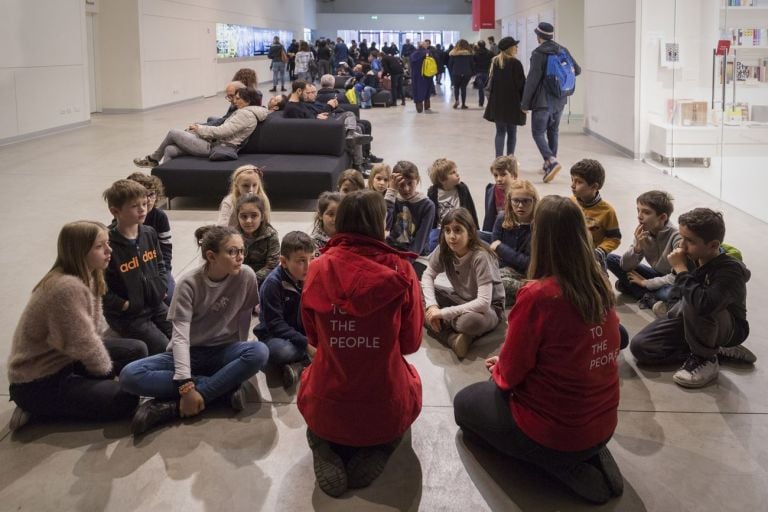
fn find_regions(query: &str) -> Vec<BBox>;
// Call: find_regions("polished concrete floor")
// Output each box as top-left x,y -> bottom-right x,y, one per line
1,84 -> 767,511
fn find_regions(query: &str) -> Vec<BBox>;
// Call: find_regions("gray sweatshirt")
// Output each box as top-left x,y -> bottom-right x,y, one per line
168,265 -> 259,380
619,223 -> 681,290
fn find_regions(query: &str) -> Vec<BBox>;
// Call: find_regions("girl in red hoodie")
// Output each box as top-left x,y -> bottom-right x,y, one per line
454,195 -> 624,505
299,190 -> 423,497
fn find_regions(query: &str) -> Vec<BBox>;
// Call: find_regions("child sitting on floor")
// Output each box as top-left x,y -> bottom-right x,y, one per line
422,208 -> 505,359
367,163 -> 391,194
337,169 -> 366,195
311,191 -> 342,257
217,165 -> 271,227
385,160 -> 435,258
236,194 -> 279,286
426,158 -> 479,251
482,155 -> 519,233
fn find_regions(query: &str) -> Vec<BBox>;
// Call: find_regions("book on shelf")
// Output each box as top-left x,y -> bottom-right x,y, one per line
720,58 -> 768,83
728,28 -> 768,47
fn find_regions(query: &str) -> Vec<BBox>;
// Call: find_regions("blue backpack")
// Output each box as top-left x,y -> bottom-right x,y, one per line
544,48 -> 576,98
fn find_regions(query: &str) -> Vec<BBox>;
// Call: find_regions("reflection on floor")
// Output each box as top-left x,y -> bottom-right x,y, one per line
1,84 -> 766,511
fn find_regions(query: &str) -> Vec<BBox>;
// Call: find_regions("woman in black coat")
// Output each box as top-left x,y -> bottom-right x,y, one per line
483,37 -> 526,157
448,39 -> 475,109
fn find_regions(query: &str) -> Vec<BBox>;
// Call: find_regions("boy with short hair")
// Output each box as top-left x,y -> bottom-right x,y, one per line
630,208 -> 754,388
254,231 -> 315,387
126,172 -> 175,303
569,159 -> 621,268
607,190 -> 683,314
426,158 -> 479,251
482,156 -> 519,232
385,160 -> 435,257
103,179 -> 171,355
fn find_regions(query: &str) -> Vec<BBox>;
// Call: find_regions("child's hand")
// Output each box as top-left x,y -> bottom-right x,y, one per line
489,240 -> 501,251
390,172 -> 404,190
179,389 -> 205,417
667,247 -> 689,272
485,356 -> 499,373
633,224 -> 649,252
317,112 -> 329,120
627,271 -> 647,288
425,306 -> 442,332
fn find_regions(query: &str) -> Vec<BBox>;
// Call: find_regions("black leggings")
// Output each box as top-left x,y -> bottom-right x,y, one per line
9,337 -> 146,421
452,75 -> 470,105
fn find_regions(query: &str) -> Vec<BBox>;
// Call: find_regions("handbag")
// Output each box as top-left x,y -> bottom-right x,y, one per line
209,143 -> 239,161
381,75 -> 392,91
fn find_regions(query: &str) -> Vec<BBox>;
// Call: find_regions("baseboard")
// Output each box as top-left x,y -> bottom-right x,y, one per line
0,120 -> 91,147
583,127 -> 637,158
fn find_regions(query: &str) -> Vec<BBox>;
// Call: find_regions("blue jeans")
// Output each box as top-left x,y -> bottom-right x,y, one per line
119,341 -> 269,403
271,61 -> 286,88
356,86 -> 376,108
531,102 -> 564,161
494,122 -> 518,157
606,254 -> 673,302
265,337 -> 308,366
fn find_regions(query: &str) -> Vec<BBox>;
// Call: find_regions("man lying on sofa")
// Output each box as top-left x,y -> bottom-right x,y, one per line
283,80 -> 371,173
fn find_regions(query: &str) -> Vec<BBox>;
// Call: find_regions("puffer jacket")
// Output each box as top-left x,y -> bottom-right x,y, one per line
448,49 -> 475,79
195,106 -> 268,146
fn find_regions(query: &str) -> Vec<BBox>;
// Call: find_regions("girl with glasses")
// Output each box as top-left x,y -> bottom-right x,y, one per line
489,179 -> 539,306
120,225 -> 269,435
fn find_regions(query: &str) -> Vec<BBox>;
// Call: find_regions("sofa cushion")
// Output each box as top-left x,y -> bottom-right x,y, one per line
241,113 -> 345,156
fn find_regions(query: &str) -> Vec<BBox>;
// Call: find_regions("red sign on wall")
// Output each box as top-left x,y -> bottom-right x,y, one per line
472,0 -> 495,31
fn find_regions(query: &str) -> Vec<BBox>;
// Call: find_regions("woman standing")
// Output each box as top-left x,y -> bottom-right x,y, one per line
8,221 -> 147,430
298,190 -> 423,497
483,37 -> 527,157
454,196 -> 624,504
409,41 -> 433,113
448,39 -> 475,109
294,41 -> 314,83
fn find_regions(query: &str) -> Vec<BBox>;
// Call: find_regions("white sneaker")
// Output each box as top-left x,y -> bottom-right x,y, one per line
9,406 -> 31,431
673,354 -> 719,388
652,301 -> 669,318
717,345 -> 757,364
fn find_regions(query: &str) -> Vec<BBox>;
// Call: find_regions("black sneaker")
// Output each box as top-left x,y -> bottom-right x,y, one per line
282,361 -> 308,388
130,399 -> 179,435
229,382 -> 248,411
637,293 -> 656,310
367,154 -> 384,163
542,159 -> 562,183
717,345 -> 757,365
307,429 -> 348,497
268,87 -> 277,92
588,446 -> 624,497
346,443 -> 398,489
553,461 -> 611,504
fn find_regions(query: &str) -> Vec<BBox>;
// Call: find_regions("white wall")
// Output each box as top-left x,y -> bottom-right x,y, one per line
97,0 -> 316,112
0,0 -> 89,142
494,0 -> 585,119
583,0 -> 638,155
315,13 -> 474,41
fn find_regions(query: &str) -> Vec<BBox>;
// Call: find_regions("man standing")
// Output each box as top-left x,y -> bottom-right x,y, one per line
334,38 -> 349,72
521,22 -> 581,183
487,36 -> 499,56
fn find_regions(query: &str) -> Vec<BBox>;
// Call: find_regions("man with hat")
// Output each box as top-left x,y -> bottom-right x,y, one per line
521,21 -> 581,183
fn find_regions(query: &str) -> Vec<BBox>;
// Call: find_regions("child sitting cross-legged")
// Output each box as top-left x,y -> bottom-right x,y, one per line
569,159 -> 621,270
311,192 -> 342,257
426,158 -> 480,251
630,208 -> 755,388
490,180 -> 539,307
385,160 -> 435,259
367,163 -> 390,195
482,155 -> 519,233
254,231 -> 315,388
422,208 -> 505,359
236,193 -> 279,287
607,190 -> 685,315
217,165 -> 272,228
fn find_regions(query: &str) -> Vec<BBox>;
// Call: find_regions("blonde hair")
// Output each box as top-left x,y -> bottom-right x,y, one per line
228,165 -> 271,222
337,169 -> 366,192
490,155 -> 519,179
367,163 -> 391,191
35,221 -> 108,296
528,196 -> 614,324
490,45 -> 518,75
502,180 -> 540,230
428,158 -> 457,186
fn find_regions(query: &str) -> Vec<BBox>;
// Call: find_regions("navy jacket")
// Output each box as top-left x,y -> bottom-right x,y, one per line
426,182 -> 479,229
254,265 -> 307,345
491,218 -> 531,273
482,183 -> 503,232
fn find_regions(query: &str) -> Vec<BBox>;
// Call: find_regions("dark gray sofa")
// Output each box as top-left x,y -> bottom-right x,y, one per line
152,112 -> 349,205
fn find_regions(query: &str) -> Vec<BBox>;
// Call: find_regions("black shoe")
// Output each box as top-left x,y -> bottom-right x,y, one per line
461,104 -> 468,109
281,87 -> 287,92
283,361 -> 308,388
347,438 -> 401,489
268,88 -> 277,92
307,429 -> 348,497
553,462 -> 611,504
346,133 -> 372,146
229,382 -> 248,411
130,399 -> 179,436
588,447 -> 624,497
367,154 -> 384,163
453,100 -> 459,109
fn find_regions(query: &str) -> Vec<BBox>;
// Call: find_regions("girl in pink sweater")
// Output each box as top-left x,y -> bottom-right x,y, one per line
7,221 -> 147,431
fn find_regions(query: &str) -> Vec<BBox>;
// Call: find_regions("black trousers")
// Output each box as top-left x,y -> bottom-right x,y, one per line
9,337 -> 146,421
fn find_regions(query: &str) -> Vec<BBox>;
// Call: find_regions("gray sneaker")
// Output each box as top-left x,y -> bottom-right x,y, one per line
673,354 -> 719,388
717,345 -> 757,365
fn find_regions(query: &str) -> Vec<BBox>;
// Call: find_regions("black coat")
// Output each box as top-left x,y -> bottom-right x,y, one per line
483,57 -> 526,125
448,50 -> 475,80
